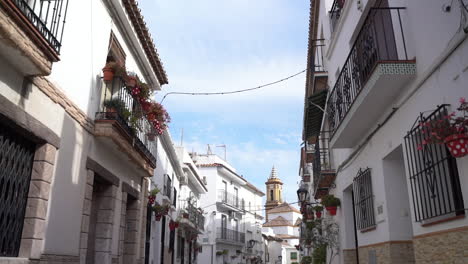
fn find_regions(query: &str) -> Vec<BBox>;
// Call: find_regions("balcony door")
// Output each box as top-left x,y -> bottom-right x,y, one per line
222,181 -> 227,202
221,215 -> 227,239
233,219 -> 239,242
234,187 -> 239,207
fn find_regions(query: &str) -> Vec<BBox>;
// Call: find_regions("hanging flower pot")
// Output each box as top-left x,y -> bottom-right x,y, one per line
169,220 -> 178,231
316,211 -> 322,218
444,134 -> 468,158
102,67 -> 115,82
155,214 -> 162,221
326,206 -> 338,216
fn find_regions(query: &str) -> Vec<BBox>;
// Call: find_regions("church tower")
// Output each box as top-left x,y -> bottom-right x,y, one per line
265,166 -> 283,220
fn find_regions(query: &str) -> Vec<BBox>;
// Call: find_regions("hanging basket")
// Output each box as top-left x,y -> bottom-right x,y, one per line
326,206 -> 337,216
444,134 -> 468,158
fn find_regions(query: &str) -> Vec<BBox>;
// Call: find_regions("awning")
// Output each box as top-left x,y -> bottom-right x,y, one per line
304,90 -> 327,140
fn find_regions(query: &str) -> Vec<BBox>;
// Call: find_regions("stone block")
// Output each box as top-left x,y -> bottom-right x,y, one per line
83,199 -> 91,216
28,180 -> 51,200
95,223 -> 113,239
97,209 -> 114,224
80,248 -> 87,264
85,183 -> 93,200
80,232 -> 88,249
34,144 -> 57,164
24,198 -> 48,220
94,238 -> 112,252
94,251 -> 111,264
31,161 -> 55,183
19,238 -> 43,259
98,197 -> 116,210
87,170 -> 95,185
81,215 -> 90,233
123,242 -> 137,255
21,218 -> 45,239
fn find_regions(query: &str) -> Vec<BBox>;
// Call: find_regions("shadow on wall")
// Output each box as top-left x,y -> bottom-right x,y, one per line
44,113 -> 88,254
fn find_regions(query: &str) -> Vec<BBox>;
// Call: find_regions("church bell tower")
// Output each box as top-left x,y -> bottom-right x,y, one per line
265,166 -> 283,220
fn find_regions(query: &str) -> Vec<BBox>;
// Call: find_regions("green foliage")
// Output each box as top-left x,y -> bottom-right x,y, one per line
312,244 -> 327,264
306,221 -> 316,230
313,205 -> 323,212
301,256 -> 312,264
103,98 -> 126,112
321,195 -> 341,207
150,187 -> 160,196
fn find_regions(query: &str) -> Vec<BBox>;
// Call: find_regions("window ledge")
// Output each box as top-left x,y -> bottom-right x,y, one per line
359,225 -> 377,233
421,213 -> 465,227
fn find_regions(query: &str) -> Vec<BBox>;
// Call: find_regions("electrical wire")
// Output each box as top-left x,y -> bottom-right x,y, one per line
159,69 -> 306,103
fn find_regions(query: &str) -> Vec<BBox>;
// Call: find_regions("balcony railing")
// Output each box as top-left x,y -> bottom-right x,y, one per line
217,189 -> 240,209
187,202 -> 205,231
330,0 -> 345,32
327,7 -> 409,137
7,0 -> 69,54
95,77 -> 157,167
216,228 -> 245,244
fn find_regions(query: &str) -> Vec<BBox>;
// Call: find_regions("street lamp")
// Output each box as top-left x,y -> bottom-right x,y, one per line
297,185 -> 308,203
248,239 -> 257,248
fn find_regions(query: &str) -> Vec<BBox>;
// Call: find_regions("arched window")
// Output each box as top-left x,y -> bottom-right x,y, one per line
270,190 -> 274,201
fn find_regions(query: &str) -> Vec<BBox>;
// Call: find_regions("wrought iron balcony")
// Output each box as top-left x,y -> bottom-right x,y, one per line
312,132 -> 335,199
217,189 -> 241,210
2,0 -> 69,56
186,202 -> 205,231
327,7 -> 415,147
329,0 -> 345,33
95,77 -> 157,168
216,228 -> 245,245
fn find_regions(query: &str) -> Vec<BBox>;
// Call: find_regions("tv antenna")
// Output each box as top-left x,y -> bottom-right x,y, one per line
216,145 -> 227,160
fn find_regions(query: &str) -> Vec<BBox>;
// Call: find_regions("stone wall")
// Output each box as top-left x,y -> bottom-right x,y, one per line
413,226 -> 468,264
358,241 -> 414,264
343,249 -> 357,264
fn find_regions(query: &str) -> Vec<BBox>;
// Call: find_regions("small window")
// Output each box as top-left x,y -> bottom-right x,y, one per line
353,168 -> 376,230
270,190 -> 274,201
290,252 -> 297,260
173,188 -> 177,207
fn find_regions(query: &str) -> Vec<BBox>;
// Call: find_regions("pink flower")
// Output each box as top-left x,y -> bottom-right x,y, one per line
417,144 -> 423,150
460,97 -> 466,104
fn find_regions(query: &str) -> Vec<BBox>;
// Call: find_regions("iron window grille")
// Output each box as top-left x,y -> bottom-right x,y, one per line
0,123 -> 36,257
404,105 -> 465,222
172,188 -> 177,207
353,168 -> 376,230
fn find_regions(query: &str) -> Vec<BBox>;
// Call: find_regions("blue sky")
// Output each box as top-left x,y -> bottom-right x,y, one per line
140,0 -> 309,205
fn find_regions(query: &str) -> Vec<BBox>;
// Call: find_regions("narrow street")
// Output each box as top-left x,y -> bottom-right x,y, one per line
0,0 -> 467,264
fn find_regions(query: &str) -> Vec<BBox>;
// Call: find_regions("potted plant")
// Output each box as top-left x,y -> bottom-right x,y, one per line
418,97 -> 468,158
314,205 -> 323,218
152,202 -> 169,221
102,62 -> 126,82
306,221 -> 315,230
103,98 -> 125,113
321,194 -> 341,216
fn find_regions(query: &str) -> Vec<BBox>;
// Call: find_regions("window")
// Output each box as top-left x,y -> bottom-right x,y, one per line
222,181 -> 227,202
164,174 -> 172,198
353,168 -> 376,230
404,105 -> 465,222
290,252 -> 298,260
270,190 -> 274,201
173,188 -> 177,207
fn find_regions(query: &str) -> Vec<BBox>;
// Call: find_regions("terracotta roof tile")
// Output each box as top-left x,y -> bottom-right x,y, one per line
122,0 -> 168,85
268,202 -> 301,214
262,216 -> 293,227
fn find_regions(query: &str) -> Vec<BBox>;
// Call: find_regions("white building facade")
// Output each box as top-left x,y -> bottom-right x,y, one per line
0,0 -> 168,263
300,0 -> 468,263
193,153 -> 265,264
